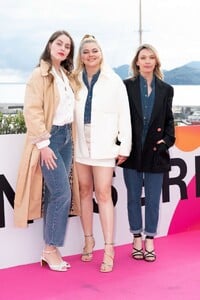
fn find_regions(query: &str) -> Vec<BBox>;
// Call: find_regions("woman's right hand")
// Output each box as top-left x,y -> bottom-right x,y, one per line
40,147 -> 57,170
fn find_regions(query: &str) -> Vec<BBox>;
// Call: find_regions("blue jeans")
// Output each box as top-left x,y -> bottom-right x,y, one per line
41,124 -> 72,246
123,168 -> 164,236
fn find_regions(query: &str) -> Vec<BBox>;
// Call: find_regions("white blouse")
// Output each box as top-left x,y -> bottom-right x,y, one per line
52,67 -> 75,126
36,67 -> 75,149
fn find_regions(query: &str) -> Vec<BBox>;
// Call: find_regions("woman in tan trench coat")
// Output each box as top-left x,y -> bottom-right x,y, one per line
14,30 -> 80,272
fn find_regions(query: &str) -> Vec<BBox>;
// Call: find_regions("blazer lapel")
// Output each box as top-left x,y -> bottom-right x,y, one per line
132,77 -> 143,121
149,78 -> 166,126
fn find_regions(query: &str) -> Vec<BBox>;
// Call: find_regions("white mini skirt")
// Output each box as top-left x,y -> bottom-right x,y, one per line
75,124 -> 116,167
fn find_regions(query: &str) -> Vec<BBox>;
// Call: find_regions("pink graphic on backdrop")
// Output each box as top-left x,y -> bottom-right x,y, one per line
168,176 -> 200,234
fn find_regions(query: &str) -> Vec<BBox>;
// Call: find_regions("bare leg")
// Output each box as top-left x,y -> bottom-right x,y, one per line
93,166 -> 115,272
76,162 -> 95,261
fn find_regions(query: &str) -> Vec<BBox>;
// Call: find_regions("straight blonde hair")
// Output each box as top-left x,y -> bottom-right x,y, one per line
131,44 -> 163,80
73,34 -> 103,93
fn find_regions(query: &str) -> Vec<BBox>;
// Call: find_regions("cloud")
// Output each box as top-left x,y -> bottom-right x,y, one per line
0,68 -> 27,82
0,0 -> 200,82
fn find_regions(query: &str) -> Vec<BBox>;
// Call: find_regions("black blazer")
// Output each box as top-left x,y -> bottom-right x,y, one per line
120,76 -> 175,172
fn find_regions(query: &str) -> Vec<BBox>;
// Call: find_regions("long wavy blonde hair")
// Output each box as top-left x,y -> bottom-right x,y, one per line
131,44 -> 163,80
73,34 -> 103,94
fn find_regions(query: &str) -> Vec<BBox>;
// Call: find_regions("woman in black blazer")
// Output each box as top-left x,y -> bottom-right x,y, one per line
120,44 -> 175,262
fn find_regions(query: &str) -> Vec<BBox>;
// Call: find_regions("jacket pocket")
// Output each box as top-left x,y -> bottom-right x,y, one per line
154,143 -> 170,166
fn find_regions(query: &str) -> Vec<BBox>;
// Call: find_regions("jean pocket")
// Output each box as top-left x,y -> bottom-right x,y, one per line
50,125 -> 60,136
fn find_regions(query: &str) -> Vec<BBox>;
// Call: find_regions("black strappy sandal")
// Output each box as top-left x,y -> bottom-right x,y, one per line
132,233 -> 144,260
144,249 -> 156,262
132,247 -> 144,260
144,236 -> 156,262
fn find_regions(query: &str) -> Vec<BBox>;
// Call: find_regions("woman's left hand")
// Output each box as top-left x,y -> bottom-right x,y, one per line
116,155 -> 128,165
157,139 -> 165,144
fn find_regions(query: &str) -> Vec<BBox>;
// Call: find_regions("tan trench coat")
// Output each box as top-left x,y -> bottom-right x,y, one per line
14,60 -> 80,227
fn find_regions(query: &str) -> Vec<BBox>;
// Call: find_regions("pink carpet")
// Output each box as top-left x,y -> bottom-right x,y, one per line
1,230 -> 200,300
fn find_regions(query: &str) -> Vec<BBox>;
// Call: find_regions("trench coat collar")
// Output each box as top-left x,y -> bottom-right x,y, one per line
40,59 -> 52,77
39,59 -> 69,77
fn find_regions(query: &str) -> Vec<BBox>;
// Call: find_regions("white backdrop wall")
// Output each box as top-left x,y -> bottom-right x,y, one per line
1,131 -> 200,269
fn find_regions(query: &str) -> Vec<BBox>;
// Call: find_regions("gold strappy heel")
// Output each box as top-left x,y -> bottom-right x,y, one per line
81,234 -> 95,262
100,242 -> 115,273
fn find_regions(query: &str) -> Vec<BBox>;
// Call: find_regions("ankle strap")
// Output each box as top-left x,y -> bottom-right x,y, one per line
105,242 -> 114,245
134,233 -> 142,238
146,235 -> 154,239
43,249 -> 57,254
85,234 -> 93,238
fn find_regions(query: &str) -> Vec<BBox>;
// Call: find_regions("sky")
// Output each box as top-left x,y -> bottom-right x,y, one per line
0,0 -> 200,82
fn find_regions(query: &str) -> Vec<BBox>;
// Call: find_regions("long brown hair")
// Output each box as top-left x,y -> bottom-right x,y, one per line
39,30 -> 74,73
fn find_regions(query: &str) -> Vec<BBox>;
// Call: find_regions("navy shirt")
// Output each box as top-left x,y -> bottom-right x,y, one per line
139,75 -> 155,145
83,69 -> 100,124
